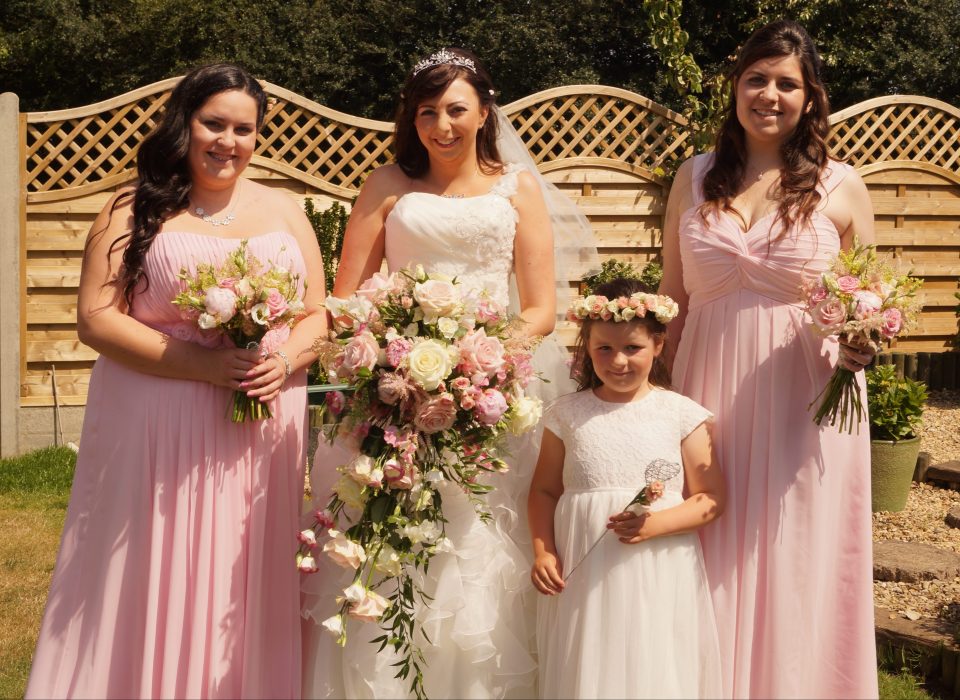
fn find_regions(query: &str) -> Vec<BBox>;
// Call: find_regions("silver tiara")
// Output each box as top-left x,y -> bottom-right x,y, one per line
412,48 -> 477,76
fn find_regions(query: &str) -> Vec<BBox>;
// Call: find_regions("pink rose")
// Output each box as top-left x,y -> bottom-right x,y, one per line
326,390 -> 345,416
807,283 -> 829,304
587,297 -> 606,315
259,325 -> 291,356
812,297 -> 846,334
204,286 -> 238,322
881,307 -> 903,338
836,275 -> 862,293
414,279 -> 460,319
458,385 -> 480,410
265,288 -> 289,319
475,299 -> 503,324
385,338 -> 413,367
457,329 -> 505,377
218,277 -> 238,292
852,290 -> 883,320
414,393 -> 458,434
341,332 -> 379,373
474,388 -> 508,425
377,373 -> 410,405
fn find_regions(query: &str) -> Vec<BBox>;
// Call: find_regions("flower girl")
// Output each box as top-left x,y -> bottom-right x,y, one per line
527,278 -> 725,699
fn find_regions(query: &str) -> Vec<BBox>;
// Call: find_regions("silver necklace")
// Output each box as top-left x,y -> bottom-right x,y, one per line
747,167 -> 778,183
440,193 -> 465,199
194,182 -> 242,226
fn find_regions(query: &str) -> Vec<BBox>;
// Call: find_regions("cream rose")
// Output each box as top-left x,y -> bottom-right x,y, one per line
333,474 -> 368,510
323,530 -> 367,570
345,454 -> 375,484
507,396 -> 543,435
407,339 -> 454,390
414,279 -> 460,319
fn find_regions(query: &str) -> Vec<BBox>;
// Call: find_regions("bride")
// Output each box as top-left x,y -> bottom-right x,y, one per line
301,47 -> 597,699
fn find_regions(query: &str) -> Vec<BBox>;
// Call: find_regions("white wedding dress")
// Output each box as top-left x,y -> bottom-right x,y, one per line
302,164 -> 563,699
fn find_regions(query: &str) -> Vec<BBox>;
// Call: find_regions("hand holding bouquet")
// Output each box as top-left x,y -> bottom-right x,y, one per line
802,239 -> 921,433
172,239 -> 305,421
296,266 -> 542,699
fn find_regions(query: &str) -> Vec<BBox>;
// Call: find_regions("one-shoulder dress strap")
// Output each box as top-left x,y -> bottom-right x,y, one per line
818,159 -> 855,197
689,153 -> 715,207
490,162 -> 527,199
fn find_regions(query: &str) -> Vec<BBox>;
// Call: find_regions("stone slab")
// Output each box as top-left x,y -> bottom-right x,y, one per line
927,460 -> 960,488
947,506 -> 960,529
873,540 -> 960,582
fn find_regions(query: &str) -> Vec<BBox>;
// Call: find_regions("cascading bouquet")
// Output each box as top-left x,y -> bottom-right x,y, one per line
296,266 -> 542,699
172,239 -> 305,422
802,239 -> 922,433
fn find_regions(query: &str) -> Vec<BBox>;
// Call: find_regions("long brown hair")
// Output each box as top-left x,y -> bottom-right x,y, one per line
570,278 -> 671,392
110,63 -> 268,307
393,48 -> 501,179
701,20 -> 831,236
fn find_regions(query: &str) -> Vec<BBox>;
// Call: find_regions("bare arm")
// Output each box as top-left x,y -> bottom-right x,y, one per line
512,171 -> 556,337
527,427 -> 566,595
608,420 -> 726,543
331,167 -> 401,297
658,159 -> 696,373
76,192 -> 260,389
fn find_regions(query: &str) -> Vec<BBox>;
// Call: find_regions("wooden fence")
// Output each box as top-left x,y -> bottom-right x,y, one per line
1,81 -> 958,453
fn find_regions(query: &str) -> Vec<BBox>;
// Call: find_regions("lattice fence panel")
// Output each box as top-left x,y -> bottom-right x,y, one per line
829,101 -> 960,171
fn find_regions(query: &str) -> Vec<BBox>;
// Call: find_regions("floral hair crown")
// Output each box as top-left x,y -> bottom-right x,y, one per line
413,48 -> 477,76
566,292 -> 679,325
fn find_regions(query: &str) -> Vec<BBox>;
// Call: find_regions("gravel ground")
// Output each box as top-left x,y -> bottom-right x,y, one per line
873,390 -> 960,627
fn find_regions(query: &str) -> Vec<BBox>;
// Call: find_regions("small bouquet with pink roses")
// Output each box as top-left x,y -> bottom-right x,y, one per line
296,266 -> 541,699
172,239 -> 305,422
802,239 -> 921,433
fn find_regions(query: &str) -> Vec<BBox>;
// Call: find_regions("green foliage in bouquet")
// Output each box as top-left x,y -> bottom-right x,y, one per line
866,364 -> 927,442
581,258 -> 663,295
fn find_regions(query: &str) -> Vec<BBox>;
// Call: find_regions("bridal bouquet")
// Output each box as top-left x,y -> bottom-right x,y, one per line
172,239 -> 305,421
296,266 -> 541,699
803,240 -> 921,433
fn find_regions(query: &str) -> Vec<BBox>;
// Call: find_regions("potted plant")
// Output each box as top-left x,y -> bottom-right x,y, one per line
866,364 -> 928,512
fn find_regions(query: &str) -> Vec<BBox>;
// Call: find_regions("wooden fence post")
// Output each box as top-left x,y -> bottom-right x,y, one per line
0,93 -> 21,457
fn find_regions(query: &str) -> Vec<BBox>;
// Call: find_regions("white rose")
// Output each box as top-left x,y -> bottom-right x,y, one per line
324,530 -> 367,570
414,279 -> 460,320
508,396 -> 543,435
407,339 -> 454,390
373,543 -> 403,577
621,307 -> 637,321
437,317 -> 459,339
345,454 -> 375,484
334,474 -> 368,510
250,302 -> 271,326
197,312 -> 218,330
321,614 -> 343,636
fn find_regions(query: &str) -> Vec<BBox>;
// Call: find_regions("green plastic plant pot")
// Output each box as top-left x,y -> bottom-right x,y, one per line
870,436 -> 921,513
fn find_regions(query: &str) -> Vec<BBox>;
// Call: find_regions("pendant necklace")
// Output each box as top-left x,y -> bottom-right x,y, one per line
194,181 -> 242,226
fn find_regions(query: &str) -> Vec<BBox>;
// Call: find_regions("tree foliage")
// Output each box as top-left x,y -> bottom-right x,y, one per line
1,0 -> 956,115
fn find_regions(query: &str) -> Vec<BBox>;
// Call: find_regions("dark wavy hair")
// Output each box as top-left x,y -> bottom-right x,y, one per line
393,48 -> 501,178
701,20 -> 831,238
570,278 -> 671,392
110,63 -> 268,307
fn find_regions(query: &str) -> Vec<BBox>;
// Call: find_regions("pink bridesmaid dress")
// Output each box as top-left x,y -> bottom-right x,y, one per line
673,154 -> 877,698
26,231 -> 307,699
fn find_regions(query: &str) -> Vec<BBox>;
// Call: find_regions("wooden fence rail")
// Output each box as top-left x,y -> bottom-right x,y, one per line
2,81 -> 958,453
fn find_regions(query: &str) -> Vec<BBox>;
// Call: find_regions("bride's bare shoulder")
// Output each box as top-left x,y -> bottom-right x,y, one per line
361,163 -> 413,198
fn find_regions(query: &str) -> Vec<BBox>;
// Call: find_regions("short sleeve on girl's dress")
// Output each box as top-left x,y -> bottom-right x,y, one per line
675,393 -> 713,439
540,394 -> 570,439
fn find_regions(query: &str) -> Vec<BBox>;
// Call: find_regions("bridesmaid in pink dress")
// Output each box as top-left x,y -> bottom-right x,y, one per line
26,64 -> 326,698
660,21 -> 878,698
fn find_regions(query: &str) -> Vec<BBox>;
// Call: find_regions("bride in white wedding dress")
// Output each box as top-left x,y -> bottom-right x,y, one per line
301,47 -> 597,699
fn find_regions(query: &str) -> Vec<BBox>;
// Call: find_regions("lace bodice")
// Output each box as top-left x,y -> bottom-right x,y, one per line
542,389 -> 711,499
384,163 -> 525,306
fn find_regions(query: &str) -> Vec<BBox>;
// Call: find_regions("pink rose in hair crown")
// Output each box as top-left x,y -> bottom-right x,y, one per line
474,388 -> 508,425
341,331 -> 379,374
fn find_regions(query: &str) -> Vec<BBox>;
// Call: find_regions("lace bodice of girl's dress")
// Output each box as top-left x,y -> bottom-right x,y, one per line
385,163 -> 525,305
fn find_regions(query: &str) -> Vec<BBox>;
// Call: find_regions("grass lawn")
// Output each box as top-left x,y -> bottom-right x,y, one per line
0,446 -> 942,699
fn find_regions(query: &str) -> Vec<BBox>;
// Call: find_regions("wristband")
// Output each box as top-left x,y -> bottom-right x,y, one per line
270,350 -> 293,379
